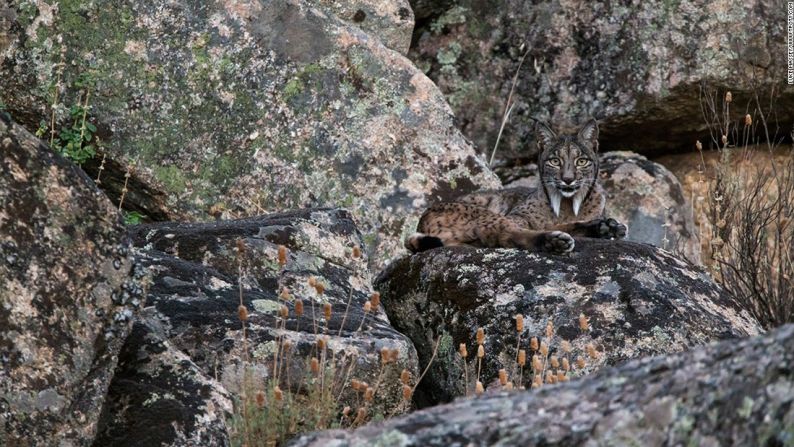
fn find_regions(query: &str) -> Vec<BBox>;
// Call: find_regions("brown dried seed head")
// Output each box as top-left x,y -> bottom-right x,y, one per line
277,245 -> 288,266
310,357 -> 320,374
475,381 -> 484,395
545,320 -> 553,338
282,339 -> 292,351
545,371 -> 555,384
255,390 -> 266,408
323,303 -> 332,321
550,356 -> 559,369
532,354 -> 542,371
518,349 -> 526,366
498,369 -> 508,385
578,313 -> 589,331
364,387 -> 374,402
389,348 -> 400,363
557,370 -> 566,382
586,343 -> 599,360
530,337 -> 539,351
505,382 -> 514,390
356,407 -> 367,422
561,340 -> 572,353
721,134 -> 728,145
476,328 -> 485,345
295,300 -> 304,317
459,343 -> 468,358
279,287 -> 291,300
400,369 -> 411,385
477,345 -> 485,358
351,379 -> 361,391
402,385 -> 413,401
370,292 -> 381,309
238,305 -> 249,321
562,357 -> 570,371
314,282 -> 325,295
236,239 -> 246,255
745,114 -> 752,126
515,314 -> 524,332
317,337 -> 326,350
351,245 -> 362,259
540,341 -> 549,357
363,301 -> 372,313
274,386 -> 283,402
381,347 -> 391,364
343,406 -> 351,417
725,91 -> 732,103
532,374 -> 542,388
576,356 -> 586,369
695,140 -> 703,151
279,305 -> 289,319
308,276 -> 317,287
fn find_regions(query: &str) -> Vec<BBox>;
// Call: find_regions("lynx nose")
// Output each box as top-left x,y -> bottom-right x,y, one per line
561,174 -> 575,185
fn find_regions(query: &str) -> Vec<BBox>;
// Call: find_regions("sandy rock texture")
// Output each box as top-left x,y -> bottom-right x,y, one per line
375,240 -> 760,405
292,323 -> 794,446
0,0 -> 499,269
0,115 -> 143,446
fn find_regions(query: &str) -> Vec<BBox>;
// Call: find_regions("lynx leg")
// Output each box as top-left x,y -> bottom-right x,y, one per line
552,218 -> 627,239
508,229 -> 575,254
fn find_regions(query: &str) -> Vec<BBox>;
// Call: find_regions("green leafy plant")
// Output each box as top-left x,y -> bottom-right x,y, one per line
123,211 -> 145,225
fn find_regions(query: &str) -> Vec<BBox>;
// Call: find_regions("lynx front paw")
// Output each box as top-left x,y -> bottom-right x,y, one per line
542,231 -> 575,254
405,233 -> 444,253
586,218 -> 627,239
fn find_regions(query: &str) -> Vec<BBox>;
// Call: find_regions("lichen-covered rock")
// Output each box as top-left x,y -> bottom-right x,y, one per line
94,318 -> 233,447
121,208 -> 419,431
409,0 -> 793,160
0,0 -> 499,269
375,240 -> 761,405
311,0 -> 415,54
501,151 -> 701,263
292,323 -> 794,447
0,115 -> 142,445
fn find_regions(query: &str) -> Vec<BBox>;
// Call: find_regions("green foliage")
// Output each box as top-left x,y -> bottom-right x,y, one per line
50,102 -> 97,165
430,6 -> 468,34
123,211 -> 145,225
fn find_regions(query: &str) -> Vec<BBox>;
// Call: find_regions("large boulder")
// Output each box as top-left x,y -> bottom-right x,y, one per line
501,151 -> 701,263
375,240 -> 760,405
0,115 -> 142,444
94,319 -> 233,447
312,0 -> 415,54
96,208 -> 419,443
292,323 -> 794,446
408,0 -> 793,161
0,0 -> 499,269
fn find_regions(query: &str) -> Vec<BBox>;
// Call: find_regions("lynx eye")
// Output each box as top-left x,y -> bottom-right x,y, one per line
575,158 -> 591,167
547,158 -> 561,167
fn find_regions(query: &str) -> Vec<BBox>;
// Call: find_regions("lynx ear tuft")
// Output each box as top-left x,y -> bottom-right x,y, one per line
577,118 -> 599,151
534,120 -> 557,152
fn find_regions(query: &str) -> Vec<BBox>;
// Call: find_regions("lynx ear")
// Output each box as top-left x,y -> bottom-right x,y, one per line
534,120 -> 557,152
577,118 -> 599,151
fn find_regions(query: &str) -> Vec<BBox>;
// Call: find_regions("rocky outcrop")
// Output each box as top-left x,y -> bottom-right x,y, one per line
501,151 -> 701,263
0,0 -> 499,269
409,0 -> 793,160
292,323 -> 794,446
0,115 -> 142,445
96,208 -> 419,444
375,240 -> 761,405
312,0 -> 415,54
94,319 -> 233,447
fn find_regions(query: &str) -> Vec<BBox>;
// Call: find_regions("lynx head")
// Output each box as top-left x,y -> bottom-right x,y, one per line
535,119 -> 599,217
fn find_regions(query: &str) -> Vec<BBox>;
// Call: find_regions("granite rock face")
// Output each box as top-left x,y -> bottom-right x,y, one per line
94,319 -> 233,447
375,240 -> 761,405
0,115 -> 142,445
409,0 -> 793,161
0,0 -> 499,269
312,0 -> 415,54
95,208 -> 419,444
292,323 -> 794,447
501,151 -> 701,263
